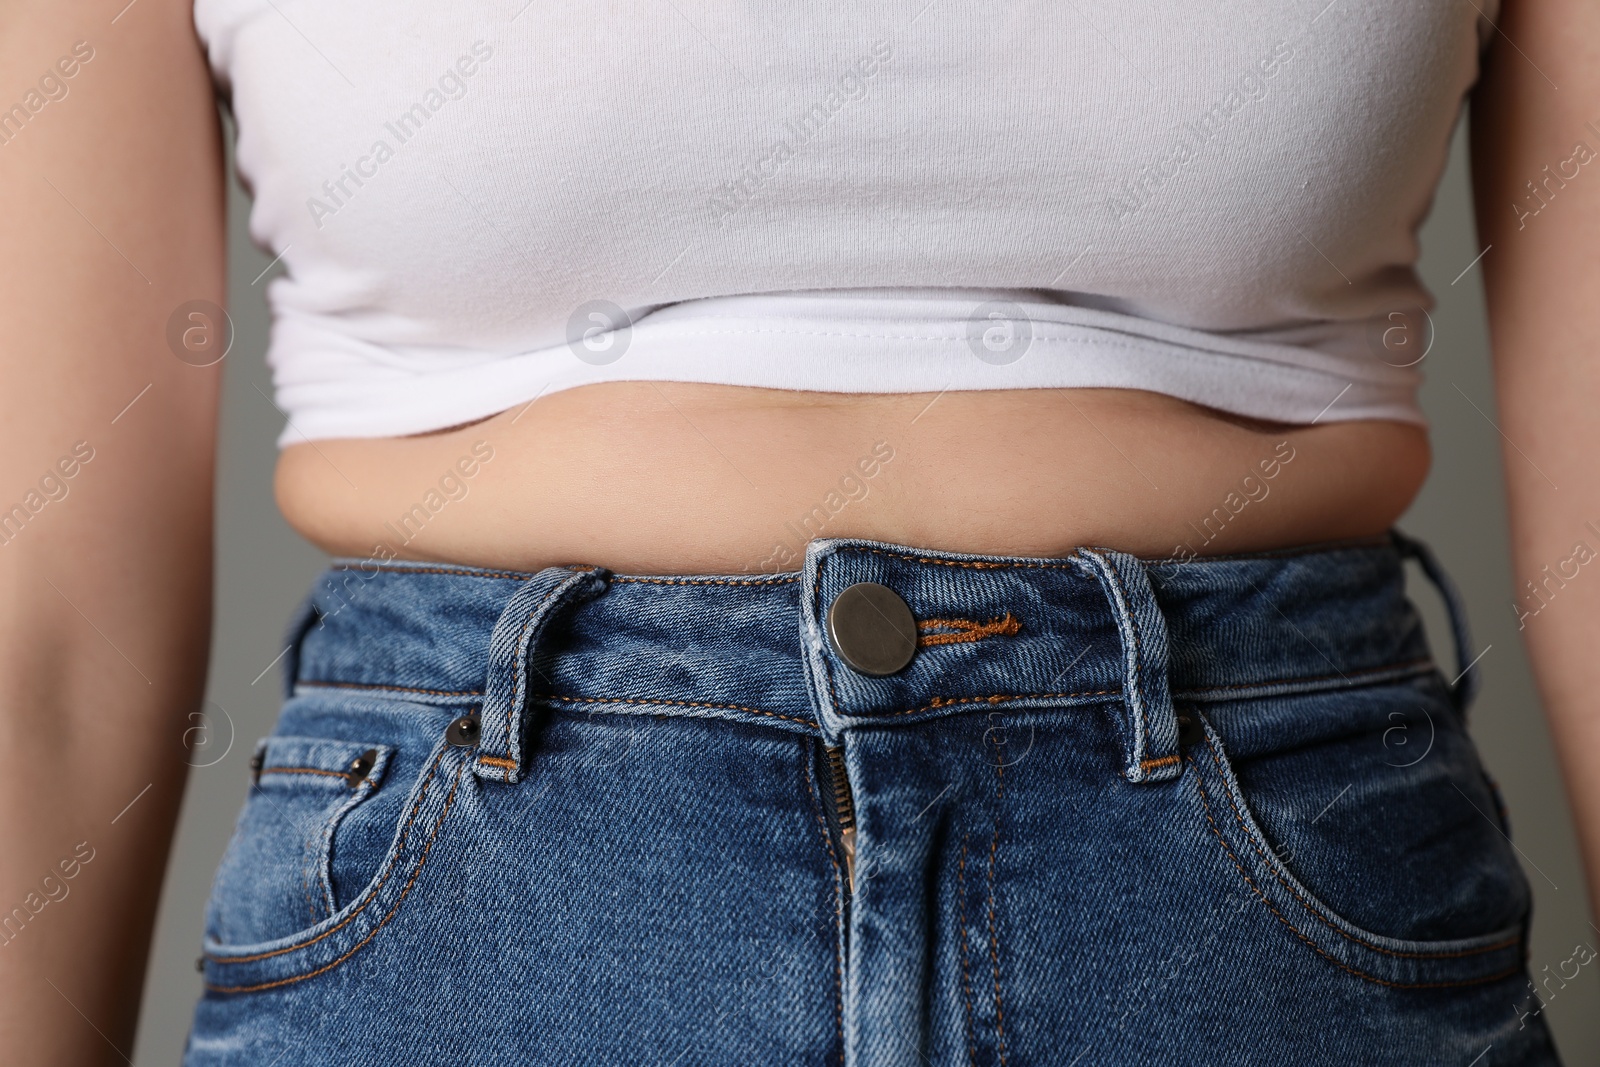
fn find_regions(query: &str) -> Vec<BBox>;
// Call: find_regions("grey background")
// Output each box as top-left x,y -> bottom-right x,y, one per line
131,114 -> 1599,1061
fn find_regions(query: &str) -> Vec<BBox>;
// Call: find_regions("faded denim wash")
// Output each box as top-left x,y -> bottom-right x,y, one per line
185,533 -> 1561,1065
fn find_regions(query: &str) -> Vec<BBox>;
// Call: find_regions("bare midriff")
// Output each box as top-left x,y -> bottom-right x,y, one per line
274,384 -> 1430,575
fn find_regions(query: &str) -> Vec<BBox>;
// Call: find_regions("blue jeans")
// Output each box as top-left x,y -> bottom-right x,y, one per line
186,534 -> 1561,1065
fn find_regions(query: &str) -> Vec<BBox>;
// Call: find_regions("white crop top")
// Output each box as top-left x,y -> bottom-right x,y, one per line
193,1 -> 1497,446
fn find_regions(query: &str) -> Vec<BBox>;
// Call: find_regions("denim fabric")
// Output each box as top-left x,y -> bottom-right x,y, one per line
186,534 -> 1561,1066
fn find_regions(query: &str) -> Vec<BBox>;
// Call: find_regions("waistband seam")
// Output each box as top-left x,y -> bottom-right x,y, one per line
325,532 -> 1398,582
297,679 -> 484,699
288,658 -> 1438,724
1172,658 -> 1436,703
324,561 -> 806,586
534,693 -> 820,730
1141,533 -> 1396,567
846,545 -> 1089,572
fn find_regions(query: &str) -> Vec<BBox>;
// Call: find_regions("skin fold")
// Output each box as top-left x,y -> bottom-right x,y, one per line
274,384 -> 1429,574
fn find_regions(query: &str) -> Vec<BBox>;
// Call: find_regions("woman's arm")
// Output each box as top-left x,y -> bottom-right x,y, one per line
1473,0 -> 1600,921
0,0 -> 223,1061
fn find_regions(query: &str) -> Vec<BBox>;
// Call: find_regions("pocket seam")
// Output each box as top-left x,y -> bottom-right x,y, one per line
1199,735 -> 1518,961
259,766 -> 353,780
313,756 -> 394,918
301,823 -> 320,930
203,750 -> 468,994
206,742 -> 449,966
210,739 -> 393,946
1189,751 -> 1521,990
253,743 -> 395,929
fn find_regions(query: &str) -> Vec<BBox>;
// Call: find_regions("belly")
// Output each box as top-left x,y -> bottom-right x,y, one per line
273,384 -> 1430,574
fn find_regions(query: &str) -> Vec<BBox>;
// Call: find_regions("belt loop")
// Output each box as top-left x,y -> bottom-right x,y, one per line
797,538 -> 854,747
1078,548 -> 1182,783
1391,530 -> 1479,718
278,585 -> 325,703
284,560 -> 398,701
473,565 -> 609,784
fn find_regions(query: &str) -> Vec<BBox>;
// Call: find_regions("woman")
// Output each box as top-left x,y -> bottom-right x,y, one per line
1,0 -> 1591,1062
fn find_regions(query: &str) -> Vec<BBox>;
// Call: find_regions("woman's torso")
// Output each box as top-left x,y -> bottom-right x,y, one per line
275,386 -> 1429,573
194,1 -> 1490,570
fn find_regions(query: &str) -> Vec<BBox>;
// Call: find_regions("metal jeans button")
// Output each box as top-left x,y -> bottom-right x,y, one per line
446,713 -> 481,747
827,582 -> 917,676
1177,710 -> 1205,747
344,748 -> 378,787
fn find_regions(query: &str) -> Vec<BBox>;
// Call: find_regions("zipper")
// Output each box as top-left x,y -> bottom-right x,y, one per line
824,744 -> 858,896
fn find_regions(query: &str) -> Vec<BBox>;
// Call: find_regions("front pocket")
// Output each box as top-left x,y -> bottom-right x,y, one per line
1184,686 -> 1530,989
206,736 -> 395,948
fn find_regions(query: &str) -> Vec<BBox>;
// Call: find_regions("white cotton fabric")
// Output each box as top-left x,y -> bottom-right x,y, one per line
192,0 -> 1499,445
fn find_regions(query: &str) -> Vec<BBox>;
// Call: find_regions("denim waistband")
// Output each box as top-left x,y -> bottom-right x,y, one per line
281,531 -> 1474,786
